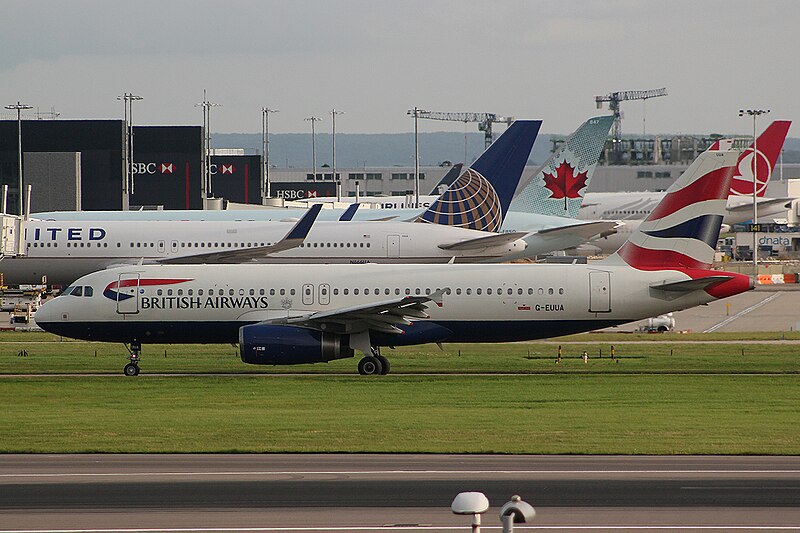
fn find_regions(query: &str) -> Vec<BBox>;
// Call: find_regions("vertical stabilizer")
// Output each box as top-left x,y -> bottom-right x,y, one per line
729,120 -> 791,198
605,146 -> 739,269
417,120 -> 541,232
510,115 -> 614,219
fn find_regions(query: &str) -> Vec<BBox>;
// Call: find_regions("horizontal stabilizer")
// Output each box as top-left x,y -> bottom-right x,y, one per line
650,275 -> 734,292
535,220 -> 620,240
438,231 -> 528,251
726,197 -> 793,213
159,203 -> 322,264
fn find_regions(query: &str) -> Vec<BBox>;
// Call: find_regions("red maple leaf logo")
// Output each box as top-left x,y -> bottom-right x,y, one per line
543,160 -> 588,200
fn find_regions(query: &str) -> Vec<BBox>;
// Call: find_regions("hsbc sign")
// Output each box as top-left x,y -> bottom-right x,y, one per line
132,162 -> 176,175
209,164 -> 236,175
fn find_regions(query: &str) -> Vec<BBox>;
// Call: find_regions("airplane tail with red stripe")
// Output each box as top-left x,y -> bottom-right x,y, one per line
729,120 -> 791,198
605,145 -> 739,270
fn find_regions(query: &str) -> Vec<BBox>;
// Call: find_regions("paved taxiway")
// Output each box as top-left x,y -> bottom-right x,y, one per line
1,455 -> 799,531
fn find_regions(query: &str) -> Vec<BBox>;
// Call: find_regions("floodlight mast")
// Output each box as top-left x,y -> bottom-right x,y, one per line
261,107 -> 278,202
195,90 -> 221,205
4,101 -> 33,216
117,93 -> 142,210
739,108 -> 770,279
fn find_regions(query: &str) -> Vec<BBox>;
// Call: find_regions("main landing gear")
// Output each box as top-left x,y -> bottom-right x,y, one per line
357,347 -> 390,376
123,341 -> 142,377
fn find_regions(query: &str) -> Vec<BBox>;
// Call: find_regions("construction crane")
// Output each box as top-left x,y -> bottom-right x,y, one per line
595,87 -> 667,163
414,111 -> 515,149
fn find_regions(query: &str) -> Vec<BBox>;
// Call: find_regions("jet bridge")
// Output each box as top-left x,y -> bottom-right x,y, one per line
0,214 -> 25,259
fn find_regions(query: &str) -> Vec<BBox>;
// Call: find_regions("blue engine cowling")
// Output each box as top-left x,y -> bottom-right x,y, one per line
239,324 -> 354,365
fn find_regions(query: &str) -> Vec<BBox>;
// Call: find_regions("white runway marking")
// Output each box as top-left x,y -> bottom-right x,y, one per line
704,292 -> 782,333
2,526 -> 800,532
2,469 -> 800,478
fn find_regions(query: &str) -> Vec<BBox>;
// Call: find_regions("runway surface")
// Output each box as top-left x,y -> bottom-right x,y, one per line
1,455 -> 799,531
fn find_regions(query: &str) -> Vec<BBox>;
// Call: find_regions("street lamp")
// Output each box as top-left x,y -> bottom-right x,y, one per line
304,116 -> 321,182
5,101 -> 33,215
196,90 -> 221,203
261,107 -> 279,203
407,107 -> 427,208
738,108 -> 770,278
117,93 -> 142,210
331,109 -> 345,201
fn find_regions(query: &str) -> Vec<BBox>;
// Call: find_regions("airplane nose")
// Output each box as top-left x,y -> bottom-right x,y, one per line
34,299 -> 56,324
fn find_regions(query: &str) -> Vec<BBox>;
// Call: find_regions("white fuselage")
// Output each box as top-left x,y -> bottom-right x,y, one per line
35,262 -> 730,346
1,219 -> 528,286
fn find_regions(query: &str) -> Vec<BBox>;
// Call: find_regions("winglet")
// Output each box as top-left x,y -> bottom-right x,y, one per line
339,203 -> 359,221
285,203 -> 322,241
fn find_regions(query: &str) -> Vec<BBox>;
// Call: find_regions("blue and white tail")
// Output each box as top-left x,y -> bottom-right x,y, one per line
606,144 -> 739,270
509,115 -> 613,219
417,120 -> 541,232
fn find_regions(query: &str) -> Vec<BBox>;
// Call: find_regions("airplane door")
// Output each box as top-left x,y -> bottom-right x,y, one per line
171,240 -> 179,253
319,284 -> 330,305
157,240 -> 165,253
302,283 -> 314,305
115,273 -> 140,314
387,235 -> 400,257
588,271 -> 611,313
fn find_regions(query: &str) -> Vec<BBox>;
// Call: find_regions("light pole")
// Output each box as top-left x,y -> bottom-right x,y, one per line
117,93 -> 142,210
331,109 -> 345,201
196,90 -> 221,204
5,101 -> 33,215
304,116 -> 321,182
261,107 -> 278,203
739,108 -> 770,278
407,107 -> 427,208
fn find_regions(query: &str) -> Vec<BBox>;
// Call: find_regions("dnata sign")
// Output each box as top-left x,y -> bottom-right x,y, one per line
759,235 -> 791,247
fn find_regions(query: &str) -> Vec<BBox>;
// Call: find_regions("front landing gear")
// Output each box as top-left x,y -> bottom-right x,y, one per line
358,348 -> 390,376
123,341 -> 142,377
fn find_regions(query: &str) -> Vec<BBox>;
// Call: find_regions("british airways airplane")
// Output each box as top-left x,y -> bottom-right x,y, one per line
35,145 -> 752,376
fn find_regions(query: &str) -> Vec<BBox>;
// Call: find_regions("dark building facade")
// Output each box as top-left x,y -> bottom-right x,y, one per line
209,154 -> 262,205
0,120 -> 204,212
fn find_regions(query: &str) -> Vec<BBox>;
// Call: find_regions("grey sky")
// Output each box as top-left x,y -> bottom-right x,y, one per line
2,0 -> 796,137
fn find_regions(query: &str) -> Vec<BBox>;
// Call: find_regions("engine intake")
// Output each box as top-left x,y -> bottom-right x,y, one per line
239,324 -> 354,365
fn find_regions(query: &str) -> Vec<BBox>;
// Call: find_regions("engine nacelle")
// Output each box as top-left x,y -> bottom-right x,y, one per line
239,324 -> 354,365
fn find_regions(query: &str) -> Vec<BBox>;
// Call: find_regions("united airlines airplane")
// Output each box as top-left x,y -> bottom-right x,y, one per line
35,145 -> 752,376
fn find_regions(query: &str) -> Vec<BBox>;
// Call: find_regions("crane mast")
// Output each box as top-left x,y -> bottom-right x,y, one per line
595,87 -> 667,164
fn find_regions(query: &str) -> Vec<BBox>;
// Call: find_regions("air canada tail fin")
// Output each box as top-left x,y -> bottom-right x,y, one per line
605,145 -> 739,270
417,120 -> 541,232
728,120 -> 791,198
510,115 -> 614,219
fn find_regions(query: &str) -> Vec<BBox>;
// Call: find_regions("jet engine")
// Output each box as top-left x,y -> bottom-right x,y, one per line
239,324 -> 354,365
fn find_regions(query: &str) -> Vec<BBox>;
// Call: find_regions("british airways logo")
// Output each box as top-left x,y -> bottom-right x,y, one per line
104,278 -> 192,302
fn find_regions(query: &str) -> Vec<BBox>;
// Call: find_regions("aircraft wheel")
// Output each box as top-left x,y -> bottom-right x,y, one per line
124,363 -> 140,377
358,356 -> 383,376
376,355 -> 390,375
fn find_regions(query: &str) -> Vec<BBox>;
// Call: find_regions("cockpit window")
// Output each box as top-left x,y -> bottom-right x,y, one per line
84,286 -> 93,297
62,286 -> 75,296
72,286 -> 83,297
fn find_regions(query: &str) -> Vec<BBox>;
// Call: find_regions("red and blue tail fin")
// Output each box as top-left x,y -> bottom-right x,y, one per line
729,120 -> 791,198
417,120 -> 541,232
606,145 -> 739,270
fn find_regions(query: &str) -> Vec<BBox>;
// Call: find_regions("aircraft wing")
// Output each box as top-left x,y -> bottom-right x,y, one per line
438,231 -> 529,251
263,291 -> 444,335
650,276 -> 734,292
726,197 -> 793,213
535,220 -> 621,240
158,203 -> 322,264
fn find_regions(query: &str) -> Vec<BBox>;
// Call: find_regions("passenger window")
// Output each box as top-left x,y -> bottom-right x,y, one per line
290,289 -> 296,296
395,288 -> 400,295
354,289 -> 360,295
559,288 -> 564,295
259,289 -> 265,295
249,289 -> 255,296
229,289 -> 234,296
188,289 -> 193,296
477,288 -> 482,295
168,289 -> 173,296
405,288 -> 410,295
466,288 -> 472,295
157,289 -> 163,296
456,288 -> 462,295
344,288 -> 349,295
508,289 -> 513,295
333,288 -> 339,295
270,289 -> 275,296
528,288 -> 533,295
280,289 -> 285,296
548,288 -> 554,295
198,289 -> 204,296
384,288 -> 390,295
487,288 -> 492,295
177,289 -> 183,296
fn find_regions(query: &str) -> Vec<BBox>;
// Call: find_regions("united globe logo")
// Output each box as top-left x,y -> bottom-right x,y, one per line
418,169 -> 503,232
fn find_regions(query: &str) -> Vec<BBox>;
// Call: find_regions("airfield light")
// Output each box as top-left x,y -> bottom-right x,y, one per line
738,108 -> 770,278
5,101 -> 33,215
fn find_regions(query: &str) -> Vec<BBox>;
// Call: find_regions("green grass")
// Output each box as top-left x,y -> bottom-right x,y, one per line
0,331 -> 798,454
0,375 -> 797,454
